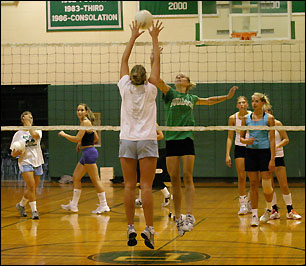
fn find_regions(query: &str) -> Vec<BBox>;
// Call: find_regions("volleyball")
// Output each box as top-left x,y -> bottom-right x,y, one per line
135,10 -> 153,30
11,140 -> 26,154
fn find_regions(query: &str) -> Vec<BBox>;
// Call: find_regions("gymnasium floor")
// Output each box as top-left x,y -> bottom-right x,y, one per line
1,179 -> 305,265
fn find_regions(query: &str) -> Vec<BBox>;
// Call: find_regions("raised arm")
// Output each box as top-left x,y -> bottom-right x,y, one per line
148,20 -> 164,87
196,86 -> 238,105
150,47 -> 170,95
120,21 -> 145,79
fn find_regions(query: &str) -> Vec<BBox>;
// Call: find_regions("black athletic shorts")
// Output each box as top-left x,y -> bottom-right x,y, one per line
245,148 -> 271,172
234,145 -> 246,159
275,157 -> 285,167
165,137 -> 195,157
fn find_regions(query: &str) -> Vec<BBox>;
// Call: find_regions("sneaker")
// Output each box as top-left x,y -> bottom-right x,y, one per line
238,205 -> 248,215
61,201 -> 78,212
182,214 -> 195,232
92,204 -> 110,214
287,210 -> 302,220
176,215 -> 186,236
135,198 -> 142,208
32,210 -> 39,220
251,215 -> 259,227
162,194 -> 172,207
247,201 -> 252,213
141,227 -> 155,249
270,210 -> 280,220
260,209 -> 272,223
127,226 -> 137,246
16,203 -> 27,217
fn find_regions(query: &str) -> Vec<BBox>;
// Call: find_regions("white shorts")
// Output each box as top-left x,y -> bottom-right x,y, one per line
119,139 -> 159,160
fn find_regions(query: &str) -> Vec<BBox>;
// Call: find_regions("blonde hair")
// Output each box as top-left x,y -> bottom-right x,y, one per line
252,92 -> 272,110
78,103 -> 95,123
20,111 -> 32,124
177,73 -> 196,92
236,96 -> 248,103
130,65 -> 147,85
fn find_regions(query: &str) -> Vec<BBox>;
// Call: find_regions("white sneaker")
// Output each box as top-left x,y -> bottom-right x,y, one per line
182,214 -> 195,232
270,210 -> 280,219
141,227 -> 155,249
287,210 -> 302,220
176,215 -> 187,236
238,205 -> 248,215
251,215 -> 259,227
61,201 -> 78,212
135,198 -> 142,208
127,226 -> 137,246
92,204 -> 110,214
161,194 -> 172,207
260,209 -> 272,223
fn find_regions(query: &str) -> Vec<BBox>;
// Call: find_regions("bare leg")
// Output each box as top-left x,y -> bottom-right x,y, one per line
139,157 -> 157,227
181,155 -> 195,215
120,158 -> 138,225
166,156 -> 181,218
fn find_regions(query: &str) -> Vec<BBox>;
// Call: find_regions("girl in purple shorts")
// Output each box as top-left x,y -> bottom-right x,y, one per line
58,103 -> 110,214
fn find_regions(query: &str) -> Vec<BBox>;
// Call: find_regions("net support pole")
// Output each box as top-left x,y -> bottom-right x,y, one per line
287,1 -> 292,39
197,1 -> 203,41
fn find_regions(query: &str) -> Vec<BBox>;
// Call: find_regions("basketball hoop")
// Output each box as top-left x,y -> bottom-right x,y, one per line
231,32 -> 257,40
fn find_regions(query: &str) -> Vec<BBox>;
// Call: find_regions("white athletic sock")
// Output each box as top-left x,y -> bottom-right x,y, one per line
71,189 -> 81,206
161,187 -> 170,198
97,191 -> 107,206
20,196 -> 29,207
239,195 -> 247,206
252,209 -> 258,217
283,193 -> 292,206
266,201 -> 272,211
272,191 -> 277,206
147,225 -> 155,233
29,201 -> 37,212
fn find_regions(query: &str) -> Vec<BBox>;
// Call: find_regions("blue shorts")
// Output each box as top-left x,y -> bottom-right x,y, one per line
20,164 -> 43,176
79,147 -> 98,165
119,139 -> 159,160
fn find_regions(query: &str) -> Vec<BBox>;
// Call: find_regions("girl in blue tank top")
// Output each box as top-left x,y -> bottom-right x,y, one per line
240,92 -> 275,227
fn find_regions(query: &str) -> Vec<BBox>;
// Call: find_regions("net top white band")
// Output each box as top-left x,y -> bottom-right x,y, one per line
1,126 -> 304,132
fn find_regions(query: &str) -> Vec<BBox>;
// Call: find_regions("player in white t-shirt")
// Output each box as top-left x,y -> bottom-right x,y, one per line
10,111 -> 44,220
118,19 -> 163,250
226,96 -> 252,215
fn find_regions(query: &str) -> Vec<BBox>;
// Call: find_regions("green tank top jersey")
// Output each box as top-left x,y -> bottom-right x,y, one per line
162,87 -> 199,141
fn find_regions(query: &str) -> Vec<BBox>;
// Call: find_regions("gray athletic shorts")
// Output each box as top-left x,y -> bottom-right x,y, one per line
119,139 -> 159,159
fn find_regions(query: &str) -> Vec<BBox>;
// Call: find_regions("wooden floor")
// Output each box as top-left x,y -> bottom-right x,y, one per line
1,179 -> 305,265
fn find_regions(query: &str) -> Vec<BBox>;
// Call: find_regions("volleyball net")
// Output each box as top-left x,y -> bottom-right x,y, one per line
1,40 -> 305,179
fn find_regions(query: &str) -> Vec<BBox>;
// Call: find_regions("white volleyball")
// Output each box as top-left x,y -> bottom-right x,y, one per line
12,140 -> 26,154
135,10 -> 153,30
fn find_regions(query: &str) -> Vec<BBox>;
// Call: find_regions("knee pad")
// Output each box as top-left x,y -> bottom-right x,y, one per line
262,178 -> 273,194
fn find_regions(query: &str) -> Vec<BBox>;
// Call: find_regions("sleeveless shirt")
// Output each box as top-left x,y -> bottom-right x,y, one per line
246,112 -> 270,149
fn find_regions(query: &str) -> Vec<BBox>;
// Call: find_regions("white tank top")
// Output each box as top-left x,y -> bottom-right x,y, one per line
234,111 -> 250,146
275,130 -> 284,158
